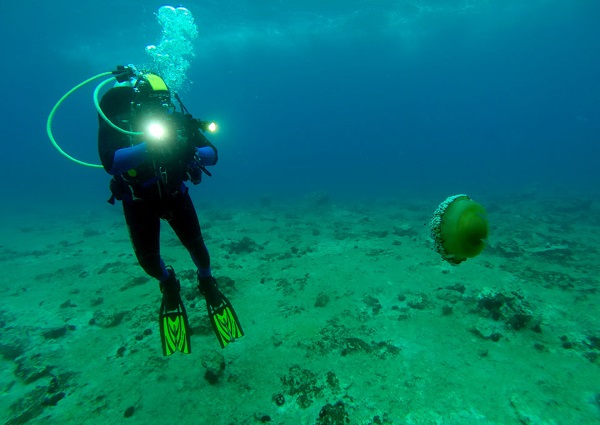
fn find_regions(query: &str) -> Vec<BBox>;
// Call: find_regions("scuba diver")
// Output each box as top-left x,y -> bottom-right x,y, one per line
96,65 -> 243,354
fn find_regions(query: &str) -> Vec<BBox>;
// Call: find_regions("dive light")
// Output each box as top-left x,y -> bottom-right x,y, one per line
195,119 -> 217,133
147,122 -> 167,140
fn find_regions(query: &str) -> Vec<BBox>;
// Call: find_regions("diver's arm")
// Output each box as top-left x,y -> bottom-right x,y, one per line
192,130 -> 218,165
195,146 -> 217,166
108,143 -> 149,175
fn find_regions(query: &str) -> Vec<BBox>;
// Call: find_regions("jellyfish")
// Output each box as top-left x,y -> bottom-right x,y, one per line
429,194 -> 489,265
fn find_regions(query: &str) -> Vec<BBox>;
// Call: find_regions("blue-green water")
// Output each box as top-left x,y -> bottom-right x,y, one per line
2,0 -> 599,206
1,1 -> 599,424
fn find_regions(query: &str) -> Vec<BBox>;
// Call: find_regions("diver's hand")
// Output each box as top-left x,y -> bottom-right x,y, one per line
112,65 -> 136,83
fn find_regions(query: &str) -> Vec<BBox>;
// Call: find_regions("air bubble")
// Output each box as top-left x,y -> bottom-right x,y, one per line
145,5 -> 198,93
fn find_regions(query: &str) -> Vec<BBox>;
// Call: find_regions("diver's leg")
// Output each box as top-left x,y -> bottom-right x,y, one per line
167,191 -> 211,274
167,192 -> 222,306
123,200 -> 181,309
123,200 -> 169,281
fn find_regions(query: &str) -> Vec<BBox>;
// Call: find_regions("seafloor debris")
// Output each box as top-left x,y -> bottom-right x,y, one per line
474,287 -> 536,331
316,400 -> 350,425
201,351 -> 226,385
6,370 -> 73,425
298,317 -> 401,359
281,365 -> 324,409
315,292 -> 330,307
89,309 -> 130,328
279,366 -> 348,410
221,236 -> 261,254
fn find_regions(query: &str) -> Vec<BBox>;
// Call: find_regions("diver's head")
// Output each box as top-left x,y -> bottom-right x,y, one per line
130,73 -> 177,144
133,73 -> 174,116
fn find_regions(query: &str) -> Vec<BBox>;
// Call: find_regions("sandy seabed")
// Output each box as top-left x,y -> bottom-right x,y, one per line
1,192 -> 599,425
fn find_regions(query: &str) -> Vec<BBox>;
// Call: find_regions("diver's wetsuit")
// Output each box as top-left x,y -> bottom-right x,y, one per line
97,86 -> 217,280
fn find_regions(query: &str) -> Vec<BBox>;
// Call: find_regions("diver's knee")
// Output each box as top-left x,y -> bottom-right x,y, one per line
137,253 -> 163,279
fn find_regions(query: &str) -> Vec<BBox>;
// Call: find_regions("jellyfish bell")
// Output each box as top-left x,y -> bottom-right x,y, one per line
429,194 -> 489,265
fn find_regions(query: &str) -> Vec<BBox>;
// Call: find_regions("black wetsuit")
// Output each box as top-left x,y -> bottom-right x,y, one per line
97,86 -> 217,280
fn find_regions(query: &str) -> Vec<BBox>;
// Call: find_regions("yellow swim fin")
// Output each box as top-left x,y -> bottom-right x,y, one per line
159,296 -> 191,356
207,292 -> 244,349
